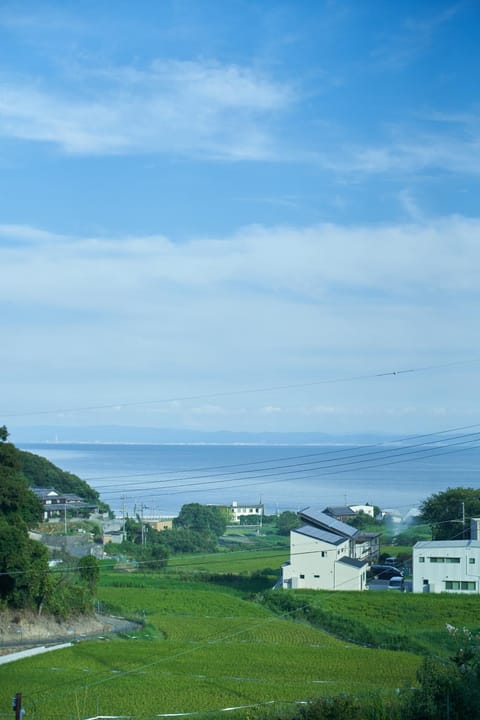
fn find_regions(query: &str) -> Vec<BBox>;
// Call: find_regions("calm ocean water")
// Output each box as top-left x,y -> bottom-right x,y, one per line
19,442 -> 480,518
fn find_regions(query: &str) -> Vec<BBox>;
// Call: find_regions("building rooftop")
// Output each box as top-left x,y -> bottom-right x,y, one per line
323,505 -> 356,517
298,507 -> 358,539
338,556 -> 367,569
414,540 -> 480,549
294,524 -> 346,546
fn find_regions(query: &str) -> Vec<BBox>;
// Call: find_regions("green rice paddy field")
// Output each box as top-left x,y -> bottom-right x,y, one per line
1,552 -> 479,720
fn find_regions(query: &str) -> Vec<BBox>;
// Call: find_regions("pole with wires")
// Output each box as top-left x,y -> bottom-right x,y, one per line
12,692 -> 24,719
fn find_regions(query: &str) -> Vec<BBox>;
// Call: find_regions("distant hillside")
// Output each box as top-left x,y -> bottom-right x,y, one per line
9,424 -> 389,445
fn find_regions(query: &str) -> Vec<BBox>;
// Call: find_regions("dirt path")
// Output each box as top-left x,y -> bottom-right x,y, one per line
0,611 -> 141,655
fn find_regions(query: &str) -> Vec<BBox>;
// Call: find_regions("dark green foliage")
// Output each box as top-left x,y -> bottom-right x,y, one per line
239,513 -> 261,525
393,524 -> 431,546
296,693 -> 400,720
420,487 -> 480,540
78,555 -> 100,593
400,629 -> 480,720
0,519 -> 50,610
162,526 -> 217,554
277,510 -> 301,535
0,427 -> 101,615
0,473 -> 43,525
174,502 -> 227,537
347,511 -> 382,531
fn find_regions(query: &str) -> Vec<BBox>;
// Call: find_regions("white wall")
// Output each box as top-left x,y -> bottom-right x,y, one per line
413,541 -> 480,594
281,530 -> 366,591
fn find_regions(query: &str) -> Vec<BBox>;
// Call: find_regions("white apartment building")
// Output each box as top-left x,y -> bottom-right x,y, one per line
412,540 -> 480,594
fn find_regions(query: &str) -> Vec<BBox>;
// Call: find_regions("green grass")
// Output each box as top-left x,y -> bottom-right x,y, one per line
268,588 -> 480,656
1,547 -> 477,720
166,547 -> 289,574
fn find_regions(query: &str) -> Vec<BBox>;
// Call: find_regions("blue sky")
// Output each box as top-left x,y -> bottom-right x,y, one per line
1,0 -> 480,436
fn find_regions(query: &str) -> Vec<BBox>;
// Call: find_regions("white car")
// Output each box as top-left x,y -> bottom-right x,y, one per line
387,576 -> 405,591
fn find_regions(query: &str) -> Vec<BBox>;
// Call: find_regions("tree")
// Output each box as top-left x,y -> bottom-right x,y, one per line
420,487 -> 480,540
277,510 -> 301,535
0,425 -> 9,442
401,626 -> 480,720
0,520 -> 50,611
77,555 -> 100,594
174,503 -> 226,538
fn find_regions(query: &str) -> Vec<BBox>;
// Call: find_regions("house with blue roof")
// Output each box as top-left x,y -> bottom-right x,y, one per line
281,506 -> 368,591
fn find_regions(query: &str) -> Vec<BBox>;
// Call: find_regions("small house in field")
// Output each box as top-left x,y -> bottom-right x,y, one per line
281,507 -> 368,591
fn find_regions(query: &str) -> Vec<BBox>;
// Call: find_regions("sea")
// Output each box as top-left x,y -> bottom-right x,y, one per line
18,441 -> 480,520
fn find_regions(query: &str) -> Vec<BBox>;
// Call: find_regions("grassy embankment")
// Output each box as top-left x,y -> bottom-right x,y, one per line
1,545 -> 478,720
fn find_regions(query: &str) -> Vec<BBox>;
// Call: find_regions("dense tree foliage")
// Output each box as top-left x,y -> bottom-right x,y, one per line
420,487 -> 480,540
77,555 -> 100,593
0,519 -> 50,609
276,510 -> 301,535
0,426 -> 101,615
174,503 -> 227,538
0,474 -> 43,526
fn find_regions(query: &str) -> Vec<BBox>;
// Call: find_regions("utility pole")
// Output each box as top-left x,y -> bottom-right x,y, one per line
462,501 -> 466,539
12,692 -> 23,719
141,504 -> 147,546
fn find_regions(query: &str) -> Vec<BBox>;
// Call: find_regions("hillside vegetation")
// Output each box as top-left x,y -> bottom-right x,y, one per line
0,427 -> 101,616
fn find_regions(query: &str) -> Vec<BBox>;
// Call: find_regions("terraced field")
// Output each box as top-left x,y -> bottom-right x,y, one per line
1,555 -> 478,720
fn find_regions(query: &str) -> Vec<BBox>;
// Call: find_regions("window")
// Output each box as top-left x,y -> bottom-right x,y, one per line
419,557 -> 425,563
314,574 -> 320,578
299,574 -> 305,579
429,556 -> 460,564
321,551 -> 327,557
469,558 -> 476,564
445,580 -> 476,591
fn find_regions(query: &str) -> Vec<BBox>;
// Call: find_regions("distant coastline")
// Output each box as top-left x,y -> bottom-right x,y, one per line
10,424 -> 395,446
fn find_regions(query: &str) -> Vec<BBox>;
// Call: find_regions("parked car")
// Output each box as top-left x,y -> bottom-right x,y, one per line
368,564 -> 404,580
387,576 -> 405,591
385,556 -> 399,567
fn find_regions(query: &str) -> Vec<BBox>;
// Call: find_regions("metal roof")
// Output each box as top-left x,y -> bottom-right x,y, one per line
294,524 -> 346,546
337,556 -> 367,569
414,540 -> 480,549
323,506 -> 356,516
298,507 -> 358,538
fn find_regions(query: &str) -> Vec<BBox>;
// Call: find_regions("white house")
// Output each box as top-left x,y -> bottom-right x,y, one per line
229,501 -> 264,524
412,539 -> 480,594
281,507 -> 367,591
349,504 -> 375,518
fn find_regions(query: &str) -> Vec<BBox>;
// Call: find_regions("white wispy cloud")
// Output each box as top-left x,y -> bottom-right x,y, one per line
0,59 -> 292,158
2,215 -> 479,430
370,3 -> 460,69
1,215 -> 480,309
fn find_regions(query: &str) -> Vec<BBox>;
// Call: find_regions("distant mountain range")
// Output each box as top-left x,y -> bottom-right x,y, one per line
8,425 -> 390,445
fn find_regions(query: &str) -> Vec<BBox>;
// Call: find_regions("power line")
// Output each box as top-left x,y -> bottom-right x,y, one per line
88,429 -> 480,502
4,357 -> 479,418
